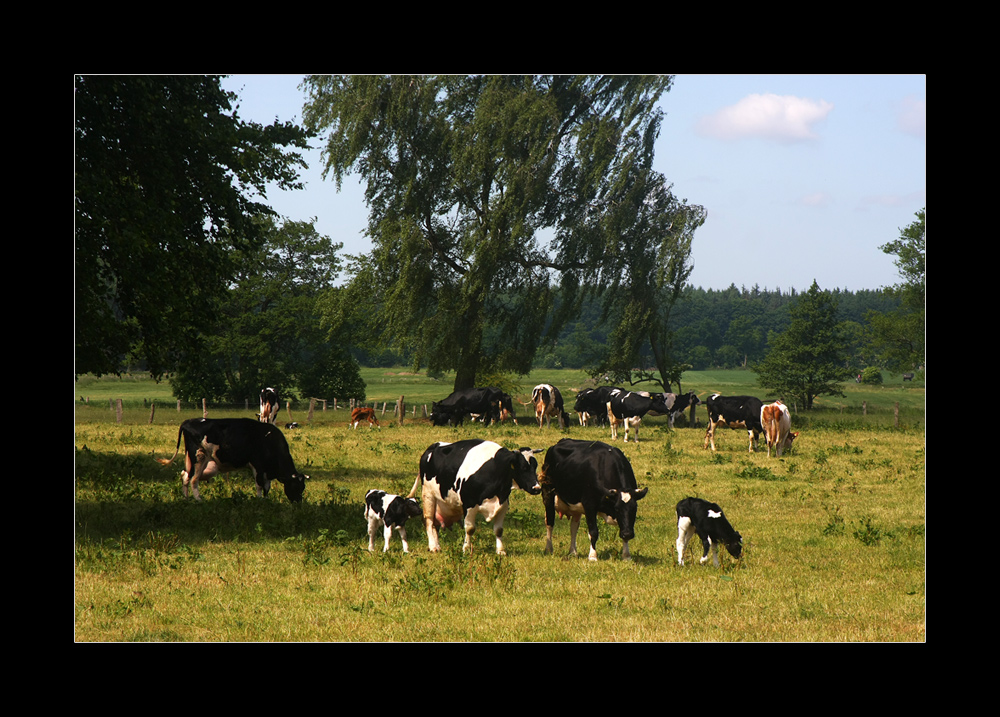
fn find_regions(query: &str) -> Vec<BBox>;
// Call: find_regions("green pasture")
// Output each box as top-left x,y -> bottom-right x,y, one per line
74,369 -> 925,642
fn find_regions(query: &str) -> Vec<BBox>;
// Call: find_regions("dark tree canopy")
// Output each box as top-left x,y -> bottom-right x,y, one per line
302,75 -> 694,390
75,75 -> 313,378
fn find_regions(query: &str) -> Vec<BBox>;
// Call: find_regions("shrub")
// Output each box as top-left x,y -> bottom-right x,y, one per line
860,367 -> 883,385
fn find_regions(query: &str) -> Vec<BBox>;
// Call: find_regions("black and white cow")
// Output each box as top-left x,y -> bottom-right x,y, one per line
573,386 -> 620,426
540,438 -> 648,561
364,489 -> 423,554
675,497 -> 742,567
902,373 -> 915,381
429,387 -> 504,426
157,418 -> 307,502
606,390 -> 669,443
408,439 -> 542,555
259,387 -> 279,425
662,390 -> 701,428
703,393 -> 765,453
532,384 -> 570,429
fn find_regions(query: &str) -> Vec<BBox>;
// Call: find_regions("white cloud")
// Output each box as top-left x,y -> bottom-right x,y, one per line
896,95 -> 925,139
696,93 -> 834,142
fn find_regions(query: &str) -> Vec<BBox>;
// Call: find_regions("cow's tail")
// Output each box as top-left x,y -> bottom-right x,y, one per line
156,426 -> 184,466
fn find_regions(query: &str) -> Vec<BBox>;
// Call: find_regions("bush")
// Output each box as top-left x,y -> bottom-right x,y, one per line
860,367 -> 883,385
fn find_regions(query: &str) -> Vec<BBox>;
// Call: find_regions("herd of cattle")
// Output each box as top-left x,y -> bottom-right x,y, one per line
156,385 -> 800,566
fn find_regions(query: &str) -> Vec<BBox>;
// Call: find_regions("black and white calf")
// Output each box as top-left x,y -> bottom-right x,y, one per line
364,490 -> 423,553
675,497 -> 742,567
540,438 -> 648,561
408,439 -> 542,555
429,387 -> 504,426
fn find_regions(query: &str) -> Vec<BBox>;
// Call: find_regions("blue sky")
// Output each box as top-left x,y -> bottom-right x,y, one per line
221,74 -> 925,293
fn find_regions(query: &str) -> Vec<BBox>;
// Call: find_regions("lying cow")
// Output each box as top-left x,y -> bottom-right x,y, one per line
532,384 -> 570,429
157,418 -> 306,502
350,406 -> 380,429
540,438 -> 648,561
607,390 -> 669,443
675,497 -> 742,567
760,400 -> 798,457
703,393 -> 764,453
364,489 -> 423,553
408,439 -> 542,555
259,387 -> 279,425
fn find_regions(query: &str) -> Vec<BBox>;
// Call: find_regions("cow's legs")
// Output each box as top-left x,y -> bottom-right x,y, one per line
422,494 -> 441,552
585,512 -> 600,561
607,402 -> 619,441
367,516 -> 380,552
397,526 -> 410,554
676,516 -> 695,565
704,423 -> 717,451
700,536 -> 719,566
382,524 -> 394,552
568,515 -> 581,556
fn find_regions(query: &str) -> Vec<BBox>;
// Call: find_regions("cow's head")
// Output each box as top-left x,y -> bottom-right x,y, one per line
724,530 -> 743,559
509,448 -> 543,495
282,473 -> 307,503
402,496 -> 423,519
601,486 -> 648,542
785,432 -> 800,451
429,403 -> 455,426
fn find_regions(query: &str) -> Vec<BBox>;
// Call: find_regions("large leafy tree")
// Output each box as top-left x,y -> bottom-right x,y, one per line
864,207 -> 925,374
754,281 -> 852,409
302,75 -> 684,390
75,75 -> 313,377
171,217 -> 366,404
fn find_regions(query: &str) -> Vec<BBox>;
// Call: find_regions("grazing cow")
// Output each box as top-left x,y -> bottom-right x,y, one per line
540,438 -> 648,561
407,439 -> 542,555
350,406 -> 381,429
364,489 -> 423,553
760,400 -> 798,457
903,373 -> 915,381
573,386 -> 620,426
675,497 -> 742,567
607,390 -> 669,443
259,387 -> 279,425
157,418 -> 307,502
703,393 -> 765,453
663,390 -> 701,428
429,387 -> 504,426
498,393 -> 518,424
532,384 -> 570,429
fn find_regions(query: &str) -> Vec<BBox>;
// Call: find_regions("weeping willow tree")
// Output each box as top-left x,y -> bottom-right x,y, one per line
302,75 -> 701,390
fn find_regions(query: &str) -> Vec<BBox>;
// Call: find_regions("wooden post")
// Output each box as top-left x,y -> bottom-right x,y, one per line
149,403 -> 156,424
177,399 -> 181,412
862,401 -> 867,416
396,395 -> 405,426
308,397 -> 316,423
894,402 -> 899,428
116,398 -> 123,424
202,399 -> 208,418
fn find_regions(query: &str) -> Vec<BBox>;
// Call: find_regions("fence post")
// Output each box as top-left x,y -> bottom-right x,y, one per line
308,397 -> 316,423
894,402 -> 899,428
396,395 -> 405,426
862,401 -> 867,416
116,398 -> 123,424
202,399 -> 208,418
149,403 -> 156,424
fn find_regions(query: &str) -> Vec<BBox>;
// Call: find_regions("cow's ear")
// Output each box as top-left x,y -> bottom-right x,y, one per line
634,487 -> 648,500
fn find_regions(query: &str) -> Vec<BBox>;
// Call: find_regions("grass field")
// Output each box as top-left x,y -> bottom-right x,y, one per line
74,368 -> 925,642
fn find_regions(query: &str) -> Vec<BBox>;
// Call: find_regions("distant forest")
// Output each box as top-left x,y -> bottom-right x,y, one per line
356,284 -> 900,373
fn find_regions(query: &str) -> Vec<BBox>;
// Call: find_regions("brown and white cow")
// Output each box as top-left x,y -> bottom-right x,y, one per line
350,406 -> 380,429
760,400 -> 798,457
